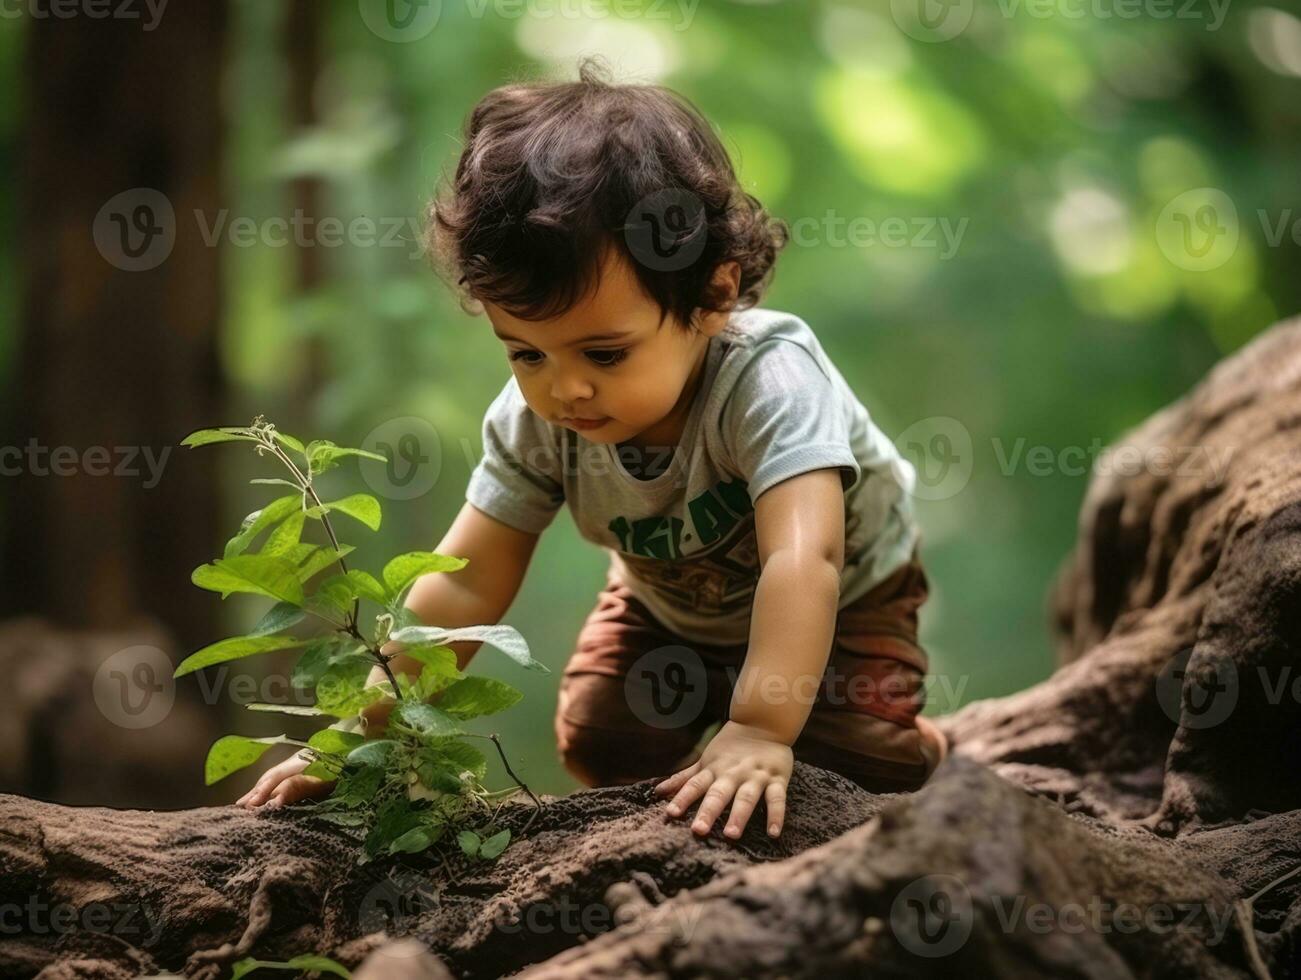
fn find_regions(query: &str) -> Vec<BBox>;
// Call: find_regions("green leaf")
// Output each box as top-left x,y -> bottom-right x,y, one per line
271,430 -> 306,454
192,554 -> 306,605
280,542 -> 318,566
181,427 -> 258,448
301,758 -> 342,780
223,495 -> 302,559
297,544 -> 355,584
391,700 -> 463,737
306,493 -> 382,532
435,677 -> 523,719
409,652 -> 463,701
249,601 -> 306,637
417,762 -> 463,794
308,577 -> 355,615
316,570 -> 388,607
306,439 -> 387,476
388,828 -> 433,854
431,740 -> 488,781
401,644 -> 458,670
393,671 -> 443,703
308,727 -> 365,756
315,665 -> 376,718
334,765 -> 384,806
390,624 -> 545,673
392,606 -> 426,631
457,830 -> 481,857
479,828 -> 511,860
365,796 -> 425,859
261,510 -> 305,558
314,676 -> 387,719
231,954 -> 352,980
416,741 -> 487,792
291,637 -> 371,689
381,552 -> 468,598
174,634 -> 310,678
346,739 -> 400,768
249,478 -> 301,490
245,703 -> 325,717
204,734 -> 293,785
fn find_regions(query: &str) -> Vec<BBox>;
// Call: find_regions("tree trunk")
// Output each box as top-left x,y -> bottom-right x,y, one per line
3,317 -> 1300,979
1,0 -> 228,656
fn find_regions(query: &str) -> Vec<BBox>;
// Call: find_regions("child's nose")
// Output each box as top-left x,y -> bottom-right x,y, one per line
551,372 -> 595,404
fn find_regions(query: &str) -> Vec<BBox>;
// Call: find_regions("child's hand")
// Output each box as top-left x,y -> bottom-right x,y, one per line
238,697 -> 398,810
236,749 -> 334,810
654,721 -> 793,839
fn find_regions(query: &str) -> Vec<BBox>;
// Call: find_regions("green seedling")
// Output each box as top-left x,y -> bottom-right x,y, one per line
177,417 -> 543,864
230,953 -> 352,978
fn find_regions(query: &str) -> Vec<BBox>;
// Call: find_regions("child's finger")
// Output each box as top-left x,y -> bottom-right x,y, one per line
654,762 -> 700,797
268,775 -> 323,807
723,780 -> 765,839
666,769 -> 715,818
239,770 -> 280,807
240,756 -> 309,807
690,779 -> 738,836
764,780 -> 787,837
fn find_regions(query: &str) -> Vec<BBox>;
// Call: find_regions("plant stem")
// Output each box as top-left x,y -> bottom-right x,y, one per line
257,425 -> 401,705
347,625 -> 403,701
465,733 -> 543,833
260,432 -> 360,630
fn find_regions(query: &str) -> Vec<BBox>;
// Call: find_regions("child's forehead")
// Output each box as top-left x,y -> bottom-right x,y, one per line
485,247 -> 664,342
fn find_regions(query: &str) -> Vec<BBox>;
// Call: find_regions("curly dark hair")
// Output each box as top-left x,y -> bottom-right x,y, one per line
424,57 -> 789,331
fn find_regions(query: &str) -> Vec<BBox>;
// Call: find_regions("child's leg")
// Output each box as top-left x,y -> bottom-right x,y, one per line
792,548 -> 947,792
555,569 -> 730,786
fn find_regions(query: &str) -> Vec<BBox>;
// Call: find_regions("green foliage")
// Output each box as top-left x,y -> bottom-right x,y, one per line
178,417 -> 542,863
230,953 -> 352,979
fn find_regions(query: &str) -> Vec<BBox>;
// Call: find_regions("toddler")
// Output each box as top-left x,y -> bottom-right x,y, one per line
239,60 -> 946,839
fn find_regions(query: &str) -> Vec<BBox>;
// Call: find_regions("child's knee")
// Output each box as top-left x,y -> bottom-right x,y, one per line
554,673 -> 699,786
555,719 -> 686,786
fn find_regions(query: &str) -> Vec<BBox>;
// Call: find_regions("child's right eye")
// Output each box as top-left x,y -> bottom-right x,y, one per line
509,350 -> 542,365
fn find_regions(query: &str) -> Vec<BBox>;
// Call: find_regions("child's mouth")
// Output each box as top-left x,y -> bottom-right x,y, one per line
563,416 -> 609,430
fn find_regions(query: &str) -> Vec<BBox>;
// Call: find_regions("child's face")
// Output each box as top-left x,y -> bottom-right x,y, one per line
483,247 -> 739,450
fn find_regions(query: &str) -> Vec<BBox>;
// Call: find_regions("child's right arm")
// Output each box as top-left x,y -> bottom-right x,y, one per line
236,501 -> 541,808
358,500 -> 541,736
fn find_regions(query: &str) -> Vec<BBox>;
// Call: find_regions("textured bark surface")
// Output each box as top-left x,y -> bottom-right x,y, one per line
4,318 -> 1301,979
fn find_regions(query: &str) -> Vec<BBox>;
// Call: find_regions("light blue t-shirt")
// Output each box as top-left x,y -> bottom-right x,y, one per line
465,306 -> 920,645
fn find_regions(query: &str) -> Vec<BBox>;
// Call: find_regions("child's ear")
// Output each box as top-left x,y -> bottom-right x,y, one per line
696,261 -> 742,335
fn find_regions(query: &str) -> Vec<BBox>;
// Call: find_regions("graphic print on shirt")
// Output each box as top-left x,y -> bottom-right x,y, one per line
607,477 -> 760,615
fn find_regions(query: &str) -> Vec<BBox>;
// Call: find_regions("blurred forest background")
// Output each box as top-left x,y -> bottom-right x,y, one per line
0,0 -> 1297,806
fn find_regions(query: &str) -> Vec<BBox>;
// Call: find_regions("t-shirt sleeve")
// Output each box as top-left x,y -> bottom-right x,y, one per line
720,340 -> 861,504
464,378 -> 566,534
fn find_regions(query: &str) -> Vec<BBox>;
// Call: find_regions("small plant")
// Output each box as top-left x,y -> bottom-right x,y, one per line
230,953 -> 352,978
176,417 -> 544,864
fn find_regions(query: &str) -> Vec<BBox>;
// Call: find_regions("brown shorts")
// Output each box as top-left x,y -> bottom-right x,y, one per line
554,549 -> 941,793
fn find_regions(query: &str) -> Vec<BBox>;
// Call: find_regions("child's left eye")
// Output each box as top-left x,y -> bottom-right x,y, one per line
586,348 -> 629,367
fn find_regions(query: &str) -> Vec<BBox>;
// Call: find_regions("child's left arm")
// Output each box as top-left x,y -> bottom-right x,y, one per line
654,468 -> 846,839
